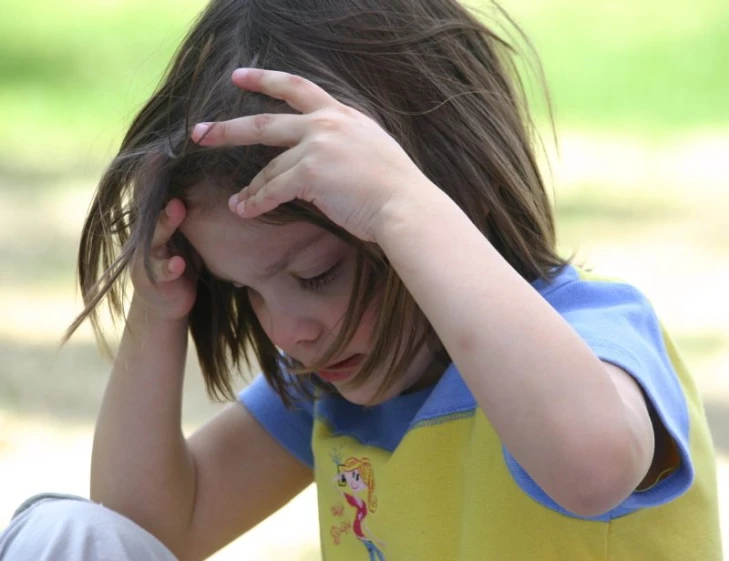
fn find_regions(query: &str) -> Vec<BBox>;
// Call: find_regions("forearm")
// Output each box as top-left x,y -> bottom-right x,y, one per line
375,185 -> 644,513
91,296 -> 196,546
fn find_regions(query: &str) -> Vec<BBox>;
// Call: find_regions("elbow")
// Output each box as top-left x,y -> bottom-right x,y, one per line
550,438 -> 651,518
555,472 -> 631,518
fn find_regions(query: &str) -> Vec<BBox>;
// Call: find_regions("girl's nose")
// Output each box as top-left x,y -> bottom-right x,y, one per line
267,309 -> 322,352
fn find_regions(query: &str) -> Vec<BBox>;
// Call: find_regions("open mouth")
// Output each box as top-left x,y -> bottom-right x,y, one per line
316,354 -> 364,383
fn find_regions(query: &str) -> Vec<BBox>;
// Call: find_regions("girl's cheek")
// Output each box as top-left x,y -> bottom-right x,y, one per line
247,290 -> 270,333
337,252 -> 361,293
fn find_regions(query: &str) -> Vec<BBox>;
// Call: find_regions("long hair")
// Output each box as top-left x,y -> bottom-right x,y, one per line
66,0 -> 567,406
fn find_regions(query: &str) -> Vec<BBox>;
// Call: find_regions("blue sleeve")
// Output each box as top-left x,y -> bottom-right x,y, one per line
504,270 -> 693,521
238,374 -> 315,469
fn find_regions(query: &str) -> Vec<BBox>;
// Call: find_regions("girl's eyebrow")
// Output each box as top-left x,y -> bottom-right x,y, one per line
206,230 -> 329,284
261,230 -> 329,276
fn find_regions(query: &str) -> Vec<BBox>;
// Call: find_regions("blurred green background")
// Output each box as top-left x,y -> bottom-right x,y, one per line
0,0 -> 727,559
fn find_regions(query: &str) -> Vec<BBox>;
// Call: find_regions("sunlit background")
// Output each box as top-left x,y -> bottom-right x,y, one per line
1,0 -> 727,558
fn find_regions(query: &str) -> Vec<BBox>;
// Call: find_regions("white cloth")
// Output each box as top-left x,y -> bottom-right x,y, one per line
0,494 -> 178,560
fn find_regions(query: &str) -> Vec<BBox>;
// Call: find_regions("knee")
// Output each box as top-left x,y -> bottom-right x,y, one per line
0,496 -> 177,561
17,496 -> 128,536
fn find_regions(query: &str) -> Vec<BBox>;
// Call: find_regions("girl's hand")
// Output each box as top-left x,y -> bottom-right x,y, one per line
129,199 -> 197,321
191,68 -> 431,242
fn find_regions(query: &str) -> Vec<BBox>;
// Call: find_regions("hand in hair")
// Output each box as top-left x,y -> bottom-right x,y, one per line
129,198 -> 197,320
191,68 -> 435,243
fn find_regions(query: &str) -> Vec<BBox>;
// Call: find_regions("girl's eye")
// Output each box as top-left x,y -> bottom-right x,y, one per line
297,261 -> 342,291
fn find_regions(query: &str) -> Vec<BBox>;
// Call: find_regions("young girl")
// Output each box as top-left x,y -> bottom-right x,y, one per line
0,0 -> 722,559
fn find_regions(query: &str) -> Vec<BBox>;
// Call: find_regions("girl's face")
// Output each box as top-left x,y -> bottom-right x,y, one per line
180,201 -> 433,405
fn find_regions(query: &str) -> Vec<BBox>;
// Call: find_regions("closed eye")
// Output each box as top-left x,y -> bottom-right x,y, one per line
210,260 -> 343,292
297,260 -> 342,291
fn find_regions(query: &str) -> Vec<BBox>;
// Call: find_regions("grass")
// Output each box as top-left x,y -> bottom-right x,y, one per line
499,0 -> 729,133
0,0 -> 201,171
0,0 -> 726,172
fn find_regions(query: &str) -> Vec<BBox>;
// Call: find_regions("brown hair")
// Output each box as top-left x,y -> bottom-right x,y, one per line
66,0 -> 567,406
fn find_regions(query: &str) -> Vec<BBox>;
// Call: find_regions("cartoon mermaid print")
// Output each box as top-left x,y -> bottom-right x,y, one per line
334,456 -> 387,561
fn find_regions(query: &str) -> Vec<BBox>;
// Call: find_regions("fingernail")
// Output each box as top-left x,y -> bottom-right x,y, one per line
164,201 -> 173,217
236,200 -> 246,215
192,122 -> 211,143
228,194 -> 239,210
232,68 -> 250,81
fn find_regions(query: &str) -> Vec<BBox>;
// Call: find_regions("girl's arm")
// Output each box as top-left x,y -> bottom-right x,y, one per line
91,299 -> 312,560
90,299 -> 194,543
373,185 -> 655,518
90,199 -> 312,559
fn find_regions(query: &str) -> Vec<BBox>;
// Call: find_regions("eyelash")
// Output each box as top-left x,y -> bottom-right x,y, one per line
228,261 -> 343,292
297,261 -> 342,291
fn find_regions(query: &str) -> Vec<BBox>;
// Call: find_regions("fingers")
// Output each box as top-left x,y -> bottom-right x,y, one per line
138,249 -> 188,285
229,145 -> 305,214
232,166 -> 301,219
191,68 -> 338,146
145,199 -> 188,283
192,113 -> 307,148
232,68 -> 335,114
151,199 -> 186,248
149,254 -> 187,284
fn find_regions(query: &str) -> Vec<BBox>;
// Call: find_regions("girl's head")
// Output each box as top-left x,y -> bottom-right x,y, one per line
338,456 -> 377,512
177,204 -> 440,405
69,0 -> 566,406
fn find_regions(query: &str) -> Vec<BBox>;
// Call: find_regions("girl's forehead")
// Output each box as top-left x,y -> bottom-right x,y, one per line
179,205 -> 336,280
183,206 -> 324,253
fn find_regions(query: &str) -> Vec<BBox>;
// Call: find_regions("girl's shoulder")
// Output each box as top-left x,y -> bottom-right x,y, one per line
533,264 -> 657,322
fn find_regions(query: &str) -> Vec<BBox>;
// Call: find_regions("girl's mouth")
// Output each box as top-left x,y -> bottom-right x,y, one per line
317,354 -> 363,383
